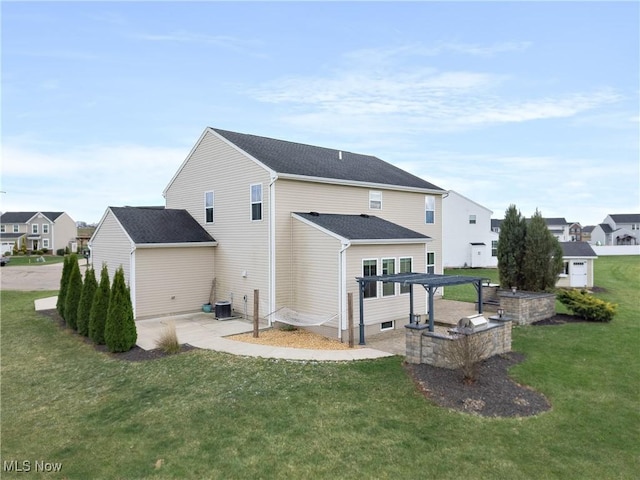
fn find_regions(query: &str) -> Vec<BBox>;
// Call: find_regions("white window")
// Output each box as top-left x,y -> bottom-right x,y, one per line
427,252 -> 435,274
205,191 -> 214,223
43,239 -> 50,249
362,259 -> 378,298
369,191 -> 382,210
43,224 -> 49,234
382,258 -> 396,296
425,195 -> 435,224
250,184 -> 263,221
13,225 -> 19,233
380,320 -> 394,331
491,241 -> 498,257
469,215 -> 476,224
32,224 -> 38,234
399,257 -> 412,294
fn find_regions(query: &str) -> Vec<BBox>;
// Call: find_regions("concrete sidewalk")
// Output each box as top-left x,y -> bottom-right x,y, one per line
35,297 -> 394,361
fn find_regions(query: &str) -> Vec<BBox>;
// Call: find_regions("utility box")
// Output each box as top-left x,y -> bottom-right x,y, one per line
215,301 -> 232,319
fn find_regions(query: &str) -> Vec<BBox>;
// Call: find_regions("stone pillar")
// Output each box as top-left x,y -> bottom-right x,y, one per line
404,323 -> 430,364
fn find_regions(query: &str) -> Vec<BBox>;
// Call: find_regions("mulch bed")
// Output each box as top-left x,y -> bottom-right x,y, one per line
405,352 -> 552,418
532,313 -> 588,326
37,309 -> 198,362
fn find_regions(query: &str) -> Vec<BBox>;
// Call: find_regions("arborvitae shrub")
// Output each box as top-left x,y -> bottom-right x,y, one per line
64,256 -> 82,330
56,255 -> 72,320
556,289 -> 617,322
77,267 -> 97,336
104,266 -> 137,353
89,264 -> 110,345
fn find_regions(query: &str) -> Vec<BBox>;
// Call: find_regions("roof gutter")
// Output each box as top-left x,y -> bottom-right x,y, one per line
277,173 -> 445,195
134,241 -> 218,248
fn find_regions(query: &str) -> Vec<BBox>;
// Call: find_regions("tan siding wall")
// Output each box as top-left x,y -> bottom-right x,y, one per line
134,247 -> 215,319
53,213 -> 78,252
346,244 -> 427,330
165,130 -> 272,317
291,218 -> 341,326
275,179 -> 442,308
89,211 -> 133,287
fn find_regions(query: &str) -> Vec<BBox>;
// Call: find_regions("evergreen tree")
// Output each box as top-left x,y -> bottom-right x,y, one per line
77,267 -> 97,336
104,266 -> 137,353
521,210 -> 565,291
497,205 -> 527,289
56,255 -> 71,320
89,264 -> 110,345
64,255 -> 82,330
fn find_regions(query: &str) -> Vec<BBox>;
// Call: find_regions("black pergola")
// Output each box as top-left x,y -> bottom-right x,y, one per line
355,273 -> 487,345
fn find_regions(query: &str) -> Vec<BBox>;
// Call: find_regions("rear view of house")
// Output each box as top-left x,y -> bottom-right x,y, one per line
90,127 -> 446,338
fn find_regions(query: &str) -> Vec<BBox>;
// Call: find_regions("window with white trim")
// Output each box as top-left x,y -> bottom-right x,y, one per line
250,184 -> 263,221
380,320 -> 394,331
0,225 -> 5,233
32,224 -> 38,234
43,239 -> 50,249
13,225 -> 19,233
369,191 -> 382,210
205,191 -> 214,223
425,195 -> 435,224
491,241 -> 498,257
399,257 -> 412,294
362,259 -> 378,298
43,224 -> 49,234
427,252 -> 435,274
469,214 -> 476,224
382,258 -> 396,296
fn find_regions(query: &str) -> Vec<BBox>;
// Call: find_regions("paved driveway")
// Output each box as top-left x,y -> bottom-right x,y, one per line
0,262 -> 67,291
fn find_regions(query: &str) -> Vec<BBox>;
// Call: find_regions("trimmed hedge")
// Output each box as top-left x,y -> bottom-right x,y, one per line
556,288 -> 617,322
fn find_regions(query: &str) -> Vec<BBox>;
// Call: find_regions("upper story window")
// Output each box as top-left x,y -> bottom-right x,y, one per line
43,224 -> 49,234
0,225 -> 5,233
32,224 -> 38,234
13,225 -> 19,233
469,214 -> 476,224
369,191 -> 382,210
425,195 -> 435,224
205,191 -> 214,223
250,184 -> 263,221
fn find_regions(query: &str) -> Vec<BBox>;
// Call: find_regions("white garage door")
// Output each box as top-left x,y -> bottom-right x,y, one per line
570,261 -> 587,287
1,242 -> 14,255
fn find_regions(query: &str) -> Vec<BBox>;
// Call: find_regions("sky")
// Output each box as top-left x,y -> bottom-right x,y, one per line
2,1 -> 639,226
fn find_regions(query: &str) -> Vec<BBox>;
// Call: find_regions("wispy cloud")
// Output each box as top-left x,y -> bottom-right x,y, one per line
132,30 -> 263,55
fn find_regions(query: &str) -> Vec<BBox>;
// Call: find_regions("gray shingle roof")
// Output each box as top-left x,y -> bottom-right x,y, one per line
109,207 -> 215,244
610,213 -> 640,223
212,128 -> 444,191
0,212 -> 64,223
598,223 -> 613,234
294,212 -> 430,241
560,242 -> 597,257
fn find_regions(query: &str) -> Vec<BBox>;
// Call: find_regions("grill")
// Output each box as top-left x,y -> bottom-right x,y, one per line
457,314 -> 489,332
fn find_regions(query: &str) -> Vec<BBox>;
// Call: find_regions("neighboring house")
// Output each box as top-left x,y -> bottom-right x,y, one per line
491,217 -> 572,241
76,225 -> 97,252
0,211 -> 77,254
90,207 -> 217,319
90,127 -> 446,338
590,213 -> 640,246
581,225 -> 595,244
568,222 -> 582,242
557,242 -> 598,288
442,190 -> 498,268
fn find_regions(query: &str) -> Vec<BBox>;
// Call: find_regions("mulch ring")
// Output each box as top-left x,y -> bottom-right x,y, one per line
405,352 -> 551,418
37,309 -> 199,362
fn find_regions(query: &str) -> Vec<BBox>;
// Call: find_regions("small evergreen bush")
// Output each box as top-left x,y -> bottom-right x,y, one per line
64,256 -> 82,330
77,267 -> 97,336
56,255 -> 72,320
556,289 -> 617,322
104,266 -> 137,352
89,264 -> 111,344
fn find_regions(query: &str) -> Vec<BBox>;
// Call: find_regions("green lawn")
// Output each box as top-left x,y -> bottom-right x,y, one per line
2,255 -> 66,266
1,257 -> 638,479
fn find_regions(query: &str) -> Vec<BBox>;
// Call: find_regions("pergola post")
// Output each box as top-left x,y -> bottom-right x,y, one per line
427,285 -> 435,332
358,279 -> 366,345
409,283 -> 414,323
472,280 -> 484,314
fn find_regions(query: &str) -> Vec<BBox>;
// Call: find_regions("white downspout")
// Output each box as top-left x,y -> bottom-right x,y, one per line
130,245 -> 136,319
338,240 -> 351,341
268,174 -> 278,326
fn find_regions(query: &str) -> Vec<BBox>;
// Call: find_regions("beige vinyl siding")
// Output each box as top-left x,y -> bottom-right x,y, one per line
346,243 -> 427,329
275,179 -> 442,308
134,247 -> 215,319
52,212 -> 78,253
90,210 -> 133,285
290,217 -> 341,327
164,130 -> 272,318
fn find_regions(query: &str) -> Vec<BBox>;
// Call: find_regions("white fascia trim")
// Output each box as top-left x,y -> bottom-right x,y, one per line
163,128 -> 210,198
446,190 -> 493,214
208,128 -> 278,178
135,242 -> 218,249
89,208 -> 137,251
350,238 -> 432,245
278,173 -> 445,195
291,213 -> 349,243
563,256 -> 598,260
